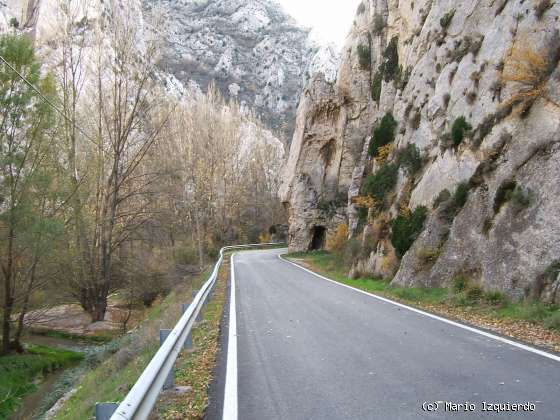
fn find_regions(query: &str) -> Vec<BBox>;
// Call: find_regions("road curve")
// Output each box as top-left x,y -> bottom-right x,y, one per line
213,249 -> 560,420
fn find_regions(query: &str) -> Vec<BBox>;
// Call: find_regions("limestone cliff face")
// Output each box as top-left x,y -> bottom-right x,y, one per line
147,0 -> 339,142
281,0 -> 560,303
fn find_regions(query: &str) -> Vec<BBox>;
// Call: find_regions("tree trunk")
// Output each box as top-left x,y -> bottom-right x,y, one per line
1,288 -> 12,355
13,259 -> 38,349
195,210 -> 205,269
1,226 -> 15,355
90,297 -> 108,323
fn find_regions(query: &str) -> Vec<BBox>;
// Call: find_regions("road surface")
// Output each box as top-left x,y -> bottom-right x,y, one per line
208,249 -> 560,420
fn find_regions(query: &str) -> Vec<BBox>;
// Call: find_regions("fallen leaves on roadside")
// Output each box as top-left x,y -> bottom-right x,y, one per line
156,264 -> 228,419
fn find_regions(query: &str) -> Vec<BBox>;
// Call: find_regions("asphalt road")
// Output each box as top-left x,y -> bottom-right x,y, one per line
210,249 -> 560,420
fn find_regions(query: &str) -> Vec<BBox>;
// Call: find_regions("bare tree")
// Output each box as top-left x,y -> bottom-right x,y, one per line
67,2 -> 169,321
160,85 -> 286,267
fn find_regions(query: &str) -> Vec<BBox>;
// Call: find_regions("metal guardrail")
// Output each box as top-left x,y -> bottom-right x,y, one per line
96,243 -> 284,420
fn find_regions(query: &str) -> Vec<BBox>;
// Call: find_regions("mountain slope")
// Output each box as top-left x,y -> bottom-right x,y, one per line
147,0 -> 338,141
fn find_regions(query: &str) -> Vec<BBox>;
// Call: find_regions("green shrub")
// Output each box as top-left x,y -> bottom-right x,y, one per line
544,310 -> 560,331
9,17 -> 19,29
391,206 -> 428,257
509,185 -> 532,209
395,65 -> 411,90
466,286 -> 484,302
380,37 -> 400,82
452,182 -> 469,209
397,144 -> 422,175
494,180 -> 517,212
357,44 -> 371,70
362,163 -> 399,203
484,291 -> 508,306
433,189 -> 451,209
482,218 -> 494,235
493,181 -> 531,213
357,207 -> 368,227
440,9 -> 456,29
518,303 -> 551,322
371,71 -> 383,102
452,276 -> 469,293
449,36 -> 475,63
438,183 -> 469,221
416,246 -> 442,264
368,112 -> 397,156
453,292 -> 470,306
372,14 -> 385,33
451,116 -> 472,145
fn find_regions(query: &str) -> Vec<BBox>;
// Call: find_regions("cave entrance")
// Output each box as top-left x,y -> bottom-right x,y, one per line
309,226 -> 327,251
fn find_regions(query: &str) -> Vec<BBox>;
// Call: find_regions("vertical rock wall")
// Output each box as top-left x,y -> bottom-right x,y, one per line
281,0 -> 560,303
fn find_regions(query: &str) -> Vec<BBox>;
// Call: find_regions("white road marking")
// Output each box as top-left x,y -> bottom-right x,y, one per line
279,254 -> 560,363
223,254 -> 238,420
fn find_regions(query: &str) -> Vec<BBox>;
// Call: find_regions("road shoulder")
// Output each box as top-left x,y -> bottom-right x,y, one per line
280,253 -> 560,359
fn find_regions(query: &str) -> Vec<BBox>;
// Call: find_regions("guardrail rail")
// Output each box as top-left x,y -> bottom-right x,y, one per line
95,243 -> 284,420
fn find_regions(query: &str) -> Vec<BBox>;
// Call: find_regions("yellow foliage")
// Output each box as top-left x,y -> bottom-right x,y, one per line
380,240 -> 399,275
501,45 -> 553,112
326,223 -> 349,253
259,232 -> 272,244
416,246 -> 442,264
399,204 -> 412,217
374,143 -> 394,165
353,195 -> 376,209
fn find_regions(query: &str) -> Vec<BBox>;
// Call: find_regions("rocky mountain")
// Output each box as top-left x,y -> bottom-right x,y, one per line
280,0 -> 560,303
0,0 -> 339,143
146,0 -> 339,141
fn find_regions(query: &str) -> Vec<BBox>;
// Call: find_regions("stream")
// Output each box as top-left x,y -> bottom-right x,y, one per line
11,334 -> 100,420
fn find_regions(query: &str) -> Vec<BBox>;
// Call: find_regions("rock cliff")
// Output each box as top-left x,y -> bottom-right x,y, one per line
145,0 -> 338,141
280,0 -> 560,303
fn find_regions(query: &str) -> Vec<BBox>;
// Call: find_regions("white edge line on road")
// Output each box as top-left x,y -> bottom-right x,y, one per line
278,254 -> 560,363
223,254 -> 238,420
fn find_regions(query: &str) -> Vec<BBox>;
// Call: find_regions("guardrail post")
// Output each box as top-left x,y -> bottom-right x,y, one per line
181,304 -> 193,350
95,402 -> 118,420
159,329 -> 174,390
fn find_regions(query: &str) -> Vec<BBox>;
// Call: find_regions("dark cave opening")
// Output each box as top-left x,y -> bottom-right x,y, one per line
309,226 -> 327,251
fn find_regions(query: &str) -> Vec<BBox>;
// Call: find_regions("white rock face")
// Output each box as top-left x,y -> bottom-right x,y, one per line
281,0 -> 560,303
148,0 -> 340,142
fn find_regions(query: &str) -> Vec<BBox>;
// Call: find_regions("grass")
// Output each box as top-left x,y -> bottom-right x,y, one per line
0,344 -> 83,418
284,252 -> 560,333
28,328 -> 115,344
286,251 -> 447,304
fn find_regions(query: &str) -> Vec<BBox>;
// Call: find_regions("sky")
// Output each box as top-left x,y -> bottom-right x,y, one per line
276,0 -> 363,49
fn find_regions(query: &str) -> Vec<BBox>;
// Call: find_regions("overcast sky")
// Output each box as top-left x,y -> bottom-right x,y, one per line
276,0 -> 362,48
